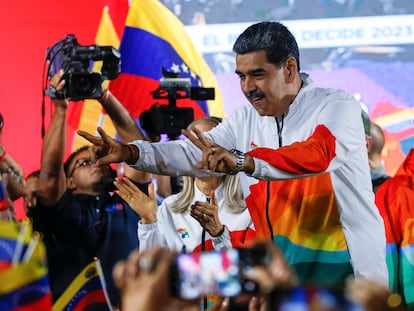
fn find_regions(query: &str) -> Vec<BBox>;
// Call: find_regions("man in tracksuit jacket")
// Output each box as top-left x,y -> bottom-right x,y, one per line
79,21 -> 388,288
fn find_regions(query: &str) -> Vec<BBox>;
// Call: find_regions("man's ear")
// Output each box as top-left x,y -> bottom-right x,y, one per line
366,134 -> 373,152
284,56 -> 297,82
66,178 -> 76,190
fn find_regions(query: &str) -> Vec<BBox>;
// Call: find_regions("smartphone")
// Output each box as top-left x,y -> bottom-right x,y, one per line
170,247 -> 265,300
269,286 -> 364,311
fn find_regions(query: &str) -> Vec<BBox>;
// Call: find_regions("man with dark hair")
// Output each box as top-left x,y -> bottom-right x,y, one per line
30,69 -> 150,307
80,21 -> 388,288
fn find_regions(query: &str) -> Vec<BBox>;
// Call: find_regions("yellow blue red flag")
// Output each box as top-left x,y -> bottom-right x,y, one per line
0,221 -> 53,310
109,0 -> 224,121
52,258 -> 112,311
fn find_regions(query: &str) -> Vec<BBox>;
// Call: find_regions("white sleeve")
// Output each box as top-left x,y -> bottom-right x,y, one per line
137,221 -> 166,251
129,139 -> 215,177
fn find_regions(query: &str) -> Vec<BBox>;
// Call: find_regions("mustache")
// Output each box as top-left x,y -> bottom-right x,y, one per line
246,90 -> 265,99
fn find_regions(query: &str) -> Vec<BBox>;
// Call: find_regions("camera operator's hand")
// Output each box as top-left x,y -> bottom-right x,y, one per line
183,127 -> 254,175
46,69 -> 68,108
77,127 -> 136,166
190,192 -> 224,237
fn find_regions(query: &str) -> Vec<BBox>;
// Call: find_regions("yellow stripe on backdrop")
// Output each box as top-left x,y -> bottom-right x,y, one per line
126,0 -> 224,118
72,6 -> 119,151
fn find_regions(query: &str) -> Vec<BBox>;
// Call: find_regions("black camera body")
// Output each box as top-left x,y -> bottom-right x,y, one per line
140,104 -> 194,139
140,74 -> 215,140
46,34 -> 121,101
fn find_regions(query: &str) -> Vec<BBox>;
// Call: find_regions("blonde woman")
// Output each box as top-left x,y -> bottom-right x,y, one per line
114,117 -> 255,252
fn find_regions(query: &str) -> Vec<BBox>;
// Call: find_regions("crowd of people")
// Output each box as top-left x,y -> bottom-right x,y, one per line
1,20 -> 413,311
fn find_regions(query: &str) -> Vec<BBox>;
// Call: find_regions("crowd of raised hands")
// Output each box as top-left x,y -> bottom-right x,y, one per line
113,240 -> 407,311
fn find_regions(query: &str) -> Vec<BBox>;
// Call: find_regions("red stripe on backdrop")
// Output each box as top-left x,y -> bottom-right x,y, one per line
110,74 -> 207,120
0,0 -> 129,220
14,294 -> 53,311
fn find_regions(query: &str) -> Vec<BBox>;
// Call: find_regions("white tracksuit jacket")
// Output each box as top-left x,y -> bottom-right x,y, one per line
129,73 -> 388,287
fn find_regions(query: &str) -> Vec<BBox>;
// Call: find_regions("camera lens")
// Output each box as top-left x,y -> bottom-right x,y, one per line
72,74 -> 99,95
68,73 -> 102,100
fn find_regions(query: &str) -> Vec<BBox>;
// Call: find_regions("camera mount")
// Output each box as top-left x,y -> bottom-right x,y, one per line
140,69 -> 215,140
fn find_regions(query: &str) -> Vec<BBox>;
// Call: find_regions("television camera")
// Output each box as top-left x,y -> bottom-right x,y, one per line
45,34 -> 121,101
140,69 -> 215,140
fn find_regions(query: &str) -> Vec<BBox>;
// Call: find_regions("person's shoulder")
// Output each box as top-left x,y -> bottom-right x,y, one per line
302,75 -> 354,101
158,192 -> 189,215
226,104 -> 264,124
313,86 -> 355,102
35,190 -> 72,208
161,192 -> 182,207
375,174 -> 408,195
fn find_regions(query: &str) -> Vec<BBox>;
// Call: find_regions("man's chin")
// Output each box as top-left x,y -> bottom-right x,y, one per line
93,176 -> 116,192
253,107 -> 269,116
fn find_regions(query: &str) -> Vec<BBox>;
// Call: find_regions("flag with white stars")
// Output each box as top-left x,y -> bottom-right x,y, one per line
109,0 -> 224,127
52,258 -> 112,311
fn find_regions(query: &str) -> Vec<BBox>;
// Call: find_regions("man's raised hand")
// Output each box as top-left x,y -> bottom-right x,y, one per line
77,127 -> 132,166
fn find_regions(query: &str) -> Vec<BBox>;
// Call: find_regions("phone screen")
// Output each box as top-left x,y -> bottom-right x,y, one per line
172,248 -> 242,300
270,286 -> 364,311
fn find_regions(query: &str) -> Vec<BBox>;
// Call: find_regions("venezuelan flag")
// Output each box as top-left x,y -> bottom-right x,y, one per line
109,0 -> 224,122
52,259 -> 112,311
0,263 -> 52,311
0,222 -> 53,311
0,221 -> 32,272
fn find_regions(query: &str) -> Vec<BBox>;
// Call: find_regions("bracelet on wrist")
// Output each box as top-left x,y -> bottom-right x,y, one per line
228,149 -> 245,175
99,89 -> 111,103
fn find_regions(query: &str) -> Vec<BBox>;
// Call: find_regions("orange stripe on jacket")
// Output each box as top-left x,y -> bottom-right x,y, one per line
247,125 -> 336,174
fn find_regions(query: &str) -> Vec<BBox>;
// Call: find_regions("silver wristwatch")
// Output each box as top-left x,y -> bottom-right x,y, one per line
229,149 -> 245,175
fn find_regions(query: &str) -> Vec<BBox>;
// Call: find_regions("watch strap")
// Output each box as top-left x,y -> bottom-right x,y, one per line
228,149 -> 245,175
